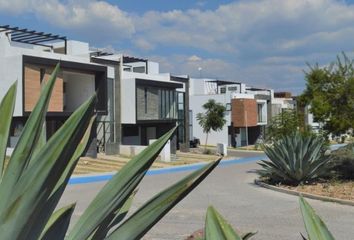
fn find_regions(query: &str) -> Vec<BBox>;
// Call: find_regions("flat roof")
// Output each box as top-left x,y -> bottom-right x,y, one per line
206,80 -> 241,86
0,25 -> 67,48
91,52 -> 147,64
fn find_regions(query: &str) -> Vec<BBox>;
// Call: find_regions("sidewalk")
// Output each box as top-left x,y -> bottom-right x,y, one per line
74,151 -> 220,175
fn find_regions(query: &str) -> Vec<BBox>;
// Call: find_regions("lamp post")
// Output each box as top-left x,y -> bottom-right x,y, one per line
198,67 -> 202,78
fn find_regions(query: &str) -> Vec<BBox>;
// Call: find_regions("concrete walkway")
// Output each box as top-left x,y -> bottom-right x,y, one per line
60,158 -> 354,240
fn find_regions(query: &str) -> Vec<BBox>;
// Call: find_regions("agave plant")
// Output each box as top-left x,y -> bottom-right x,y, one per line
204,206 -> 256,240
197,196 -> 335,240
258,131 -> 330,185
299,196 -> 335,240
0,63 -> 220,240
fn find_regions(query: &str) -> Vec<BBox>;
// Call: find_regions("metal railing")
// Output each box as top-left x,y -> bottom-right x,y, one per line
97,121 -> 114,153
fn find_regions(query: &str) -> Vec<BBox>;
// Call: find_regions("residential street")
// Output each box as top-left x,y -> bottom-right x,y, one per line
61,158 -> 354,240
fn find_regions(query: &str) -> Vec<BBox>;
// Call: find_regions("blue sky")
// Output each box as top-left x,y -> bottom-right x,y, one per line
1,0 -> 354,94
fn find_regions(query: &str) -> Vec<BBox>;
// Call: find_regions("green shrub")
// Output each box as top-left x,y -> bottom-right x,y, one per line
258,131 -> 330,185
329,143 -> 354,179
0,64 -> 219,240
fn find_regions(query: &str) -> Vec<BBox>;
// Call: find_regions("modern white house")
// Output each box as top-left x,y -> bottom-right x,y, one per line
189,78 -> 276,147
0,25 -> 107,157
91,53 -> 190,157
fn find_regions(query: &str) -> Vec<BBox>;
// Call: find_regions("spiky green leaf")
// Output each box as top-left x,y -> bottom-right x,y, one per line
90,189 -> 137,239
299,196 -> 335,240
205,206 -> 242,240
0,64 -> 60,212
40,203 -> 76,240
107,160 -> 220,240
0,94 -> 95,240
67,127 -> 177,240
25,116 -> 96,240
0,82 -> 17,177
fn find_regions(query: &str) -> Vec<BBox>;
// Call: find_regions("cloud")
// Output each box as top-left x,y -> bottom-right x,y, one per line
0,0 -> 135,43
2,0 -> 354,94
133,38 -> 155,51
187,55 -> 202,62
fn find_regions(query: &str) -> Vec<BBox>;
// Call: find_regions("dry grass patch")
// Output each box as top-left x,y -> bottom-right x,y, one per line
278,181 -> 354,201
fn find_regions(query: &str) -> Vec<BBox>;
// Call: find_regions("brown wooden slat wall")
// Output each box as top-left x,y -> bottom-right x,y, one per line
24,64 -> 64,112
231,98 -> 258,127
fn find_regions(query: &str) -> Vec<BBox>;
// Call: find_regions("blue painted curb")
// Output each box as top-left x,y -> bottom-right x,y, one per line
68,143 -> 346,185
68,154 -> 266,185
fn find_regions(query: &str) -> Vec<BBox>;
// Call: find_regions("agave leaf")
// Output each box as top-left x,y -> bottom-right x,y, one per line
32,121 -> 47,157
32,79 -> 48,157
106,160 -> 220,240
25,116 -> 96,240
40,203 -> 76,240
67,127 -> 177,240
0,64 -> 60,211
90,189 -> 138,239
242,232 -> 257,240
205,205 -> 242,240
0,95 -> 95,240
0,82 -> 17,177
299,196 -> 335,240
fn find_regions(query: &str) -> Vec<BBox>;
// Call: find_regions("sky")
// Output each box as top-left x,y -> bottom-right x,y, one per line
1,0 -> 354,94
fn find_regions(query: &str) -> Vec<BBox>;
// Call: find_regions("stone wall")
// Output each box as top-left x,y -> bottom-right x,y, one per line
136,86 -> 159,120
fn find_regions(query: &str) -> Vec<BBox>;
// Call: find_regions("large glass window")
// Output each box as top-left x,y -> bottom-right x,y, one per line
257,103 -> 265,123
158,89 -> 178,120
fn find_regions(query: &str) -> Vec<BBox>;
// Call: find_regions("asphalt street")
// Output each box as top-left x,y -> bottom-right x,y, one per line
60,155 -> 354,240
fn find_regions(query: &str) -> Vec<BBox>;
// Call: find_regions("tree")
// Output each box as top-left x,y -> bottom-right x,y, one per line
266,109 -> 301,141
299,53 -> 354,135
196,99 -> 226,150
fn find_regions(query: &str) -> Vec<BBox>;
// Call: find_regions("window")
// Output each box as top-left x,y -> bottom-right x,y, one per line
226,103 -> 231,111
257,104 -> 264,122
220,87 -> 226,94
123,125 -> 139,136
158,89 -> 178,119
228,86 -> 238,91
133,66 -> 146,73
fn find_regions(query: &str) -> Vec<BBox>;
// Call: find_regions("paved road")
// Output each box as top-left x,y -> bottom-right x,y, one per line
60,159 -> 354,240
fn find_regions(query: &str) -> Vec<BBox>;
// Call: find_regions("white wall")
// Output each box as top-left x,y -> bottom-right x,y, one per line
189,78 -> 206,95
121,78 -> 136,124
189,94 -> 231,146
0,37 -> 23,116
123,71 -> 172,83
0,33 -> 96,116
64,72 -> 95,112
147,61 -> 159,74
66,40 -> 90,57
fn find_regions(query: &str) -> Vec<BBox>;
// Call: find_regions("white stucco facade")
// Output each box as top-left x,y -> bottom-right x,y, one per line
189,94 -> 231,146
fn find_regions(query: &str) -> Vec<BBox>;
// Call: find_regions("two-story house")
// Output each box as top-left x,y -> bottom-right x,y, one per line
91,53 -> 190,156
0,25 -> 107,157
189,78 -> 273,147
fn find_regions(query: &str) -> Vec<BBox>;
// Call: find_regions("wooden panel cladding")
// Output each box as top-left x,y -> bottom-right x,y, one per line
231,98 -> 258,127
24,64 -> 63,112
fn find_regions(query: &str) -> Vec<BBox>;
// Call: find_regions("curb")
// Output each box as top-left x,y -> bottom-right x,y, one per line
255,179 -> 354,207
69,155 -> 265,185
